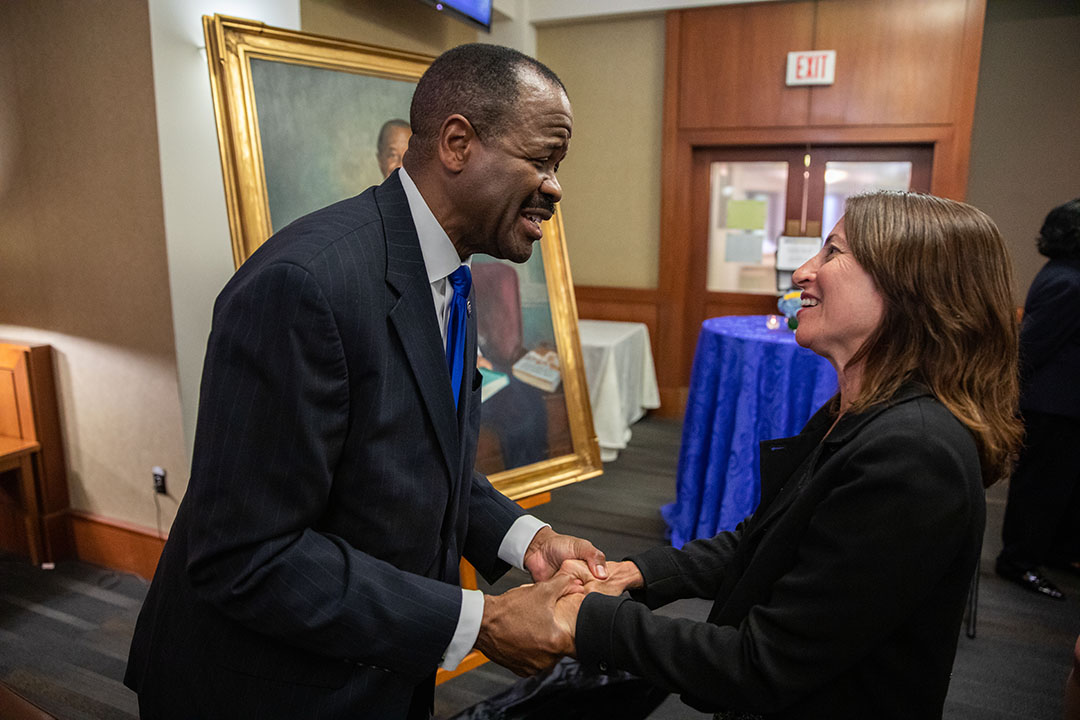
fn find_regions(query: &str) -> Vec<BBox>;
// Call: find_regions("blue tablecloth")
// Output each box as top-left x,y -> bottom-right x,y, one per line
662,315 -> 838,548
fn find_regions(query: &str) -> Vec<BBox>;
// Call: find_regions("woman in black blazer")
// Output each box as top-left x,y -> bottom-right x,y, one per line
551,192 -> 1022,719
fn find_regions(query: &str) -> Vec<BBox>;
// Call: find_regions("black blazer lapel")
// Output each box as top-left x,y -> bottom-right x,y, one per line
747,437 -> 821,540
377,173 -> 460,478
743,400 -> 836,541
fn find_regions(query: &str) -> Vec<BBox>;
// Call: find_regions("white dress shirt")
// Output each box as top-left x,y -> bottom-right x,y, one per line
398,167 -> 550,671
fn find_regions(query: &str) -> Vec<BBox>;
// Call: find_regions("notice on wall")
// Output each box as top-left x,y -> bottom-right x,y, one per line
725,199 -> 767,230
776,235 -> 822,270
724,231 -> 765,264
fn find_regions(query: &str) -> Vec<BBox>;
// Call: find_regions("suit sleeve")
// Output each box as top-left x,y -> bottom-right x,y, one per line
624,525 -> 743,609
462,469 -> 526,582
185,260 -> 460,680
576,405 -> 979,713
1020,268 -> 1080,371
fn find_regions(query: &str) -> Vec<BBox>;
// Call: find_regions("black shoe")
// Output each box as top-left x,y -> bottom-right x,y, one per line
995,560 -> 1066,600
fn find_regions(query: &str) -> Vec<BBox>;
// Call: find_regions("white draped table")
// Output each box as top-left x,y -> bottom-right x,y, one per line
577,320 -> 661,462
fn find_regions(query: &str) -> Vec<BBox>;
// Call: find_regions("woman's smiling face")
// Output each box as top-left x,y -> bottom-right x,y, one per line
791,217 -> 885,371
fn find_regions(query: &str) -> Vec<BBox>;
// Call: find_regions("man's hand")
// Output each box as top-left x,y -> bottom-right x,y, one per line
524,526 -> 607,582
474,574 -> 581,676
558,558 -> 644,596
552,591 -> 584,659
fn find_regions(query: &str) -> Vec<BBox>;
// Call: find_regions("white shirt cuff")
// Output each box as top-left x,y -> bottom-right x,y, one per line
498,515 -> 551,570
442,588 -> 483,671
441,515 -> 550,670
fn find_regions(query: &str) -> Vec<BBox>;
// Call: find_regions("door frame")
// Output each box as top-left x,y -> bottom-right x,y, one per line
657,126 -> 952,411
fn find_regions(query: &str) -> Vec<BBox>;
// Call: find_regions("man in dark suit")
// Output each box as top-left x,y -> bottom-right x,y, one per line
125,44 -> 603,719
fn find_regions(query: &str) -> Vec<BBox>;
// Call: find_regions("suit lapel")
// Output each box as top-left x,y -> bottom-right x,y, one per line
377,174 -> 460,478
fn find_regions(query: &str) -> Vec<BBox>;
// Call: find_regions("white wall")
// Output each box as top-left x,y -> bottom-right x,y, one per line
147,0 -> 301,461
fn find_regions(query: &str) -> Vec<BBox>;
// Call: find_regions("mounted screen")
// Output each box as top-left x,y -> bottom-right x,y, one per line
416,0 -> 492,31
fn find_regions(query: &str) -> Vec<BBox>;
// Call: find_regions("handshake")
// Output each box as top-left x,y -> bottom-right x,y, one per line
473,527 -> 643,676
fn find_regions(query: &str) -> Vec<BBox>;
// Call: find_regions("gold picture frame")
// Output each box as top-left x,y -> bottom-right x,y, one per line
202,14 -> 601,500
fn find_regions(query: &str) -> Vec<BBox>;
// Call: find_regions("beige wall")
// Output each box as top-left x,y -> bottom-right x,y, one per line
0,1 -> 187,529
301,0 -> 477,56
537,15 -> 665,289
967,0 -> 1080,303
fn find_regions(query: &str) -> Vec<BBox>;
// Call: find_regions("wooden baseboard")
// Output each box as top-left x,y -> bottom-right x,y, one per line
68,510 -> 165,580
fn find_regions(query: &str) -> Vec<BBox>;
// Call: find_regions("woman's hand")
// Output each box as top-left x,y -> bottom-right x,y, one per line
557,558 -> 644,596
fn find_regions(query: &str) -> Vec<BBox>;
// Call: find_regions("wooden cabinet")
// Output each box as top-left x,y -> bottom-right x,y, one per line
0,343 -> 71,563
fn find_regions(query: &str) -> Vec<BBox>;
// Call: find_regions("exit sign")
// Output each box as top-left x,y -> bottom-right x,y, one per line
786,50 -> 836,86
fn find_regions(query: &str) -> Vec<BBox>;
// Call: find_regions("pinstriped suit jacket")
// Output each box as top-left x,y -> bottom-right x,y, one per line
124,172 -> 525,718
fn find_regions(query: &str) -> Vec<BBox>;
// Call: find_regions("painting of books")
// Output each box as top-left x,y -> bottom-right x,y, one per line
512,350 -> 562,393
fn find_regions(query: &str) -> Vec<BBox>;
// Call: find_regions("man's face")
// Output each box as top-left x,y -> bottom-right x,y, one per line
460,74 -> 572,263
377,125 -> 411,179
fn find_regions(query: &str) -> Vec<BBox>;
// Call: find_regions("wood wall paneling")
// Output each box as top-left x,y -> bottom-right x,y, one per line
703,292 -> 780,324
657,12 -> 694,414
678,2 -> 815,129
943,0 -> 990,200
574,286 -> 660,361
810,0 -> 969,126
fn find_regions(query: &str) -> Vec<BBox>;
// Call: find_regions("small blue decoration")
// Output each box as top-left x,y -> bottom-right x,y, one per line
777,290 -> 801,330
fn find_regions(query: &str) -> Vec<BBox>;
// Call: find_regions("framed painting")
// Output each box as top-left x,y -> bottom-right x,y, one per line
202,14 -> 601,500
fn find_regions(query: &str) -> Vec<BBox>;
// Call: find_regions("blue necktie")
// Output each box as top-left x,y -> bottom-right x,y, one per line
446,265 -> 472,410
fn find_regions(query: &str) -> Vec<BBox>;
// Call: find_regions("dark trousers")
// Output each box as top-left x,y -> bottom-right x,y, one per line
408,673 -> 436,720
1000,411 -> 1080,568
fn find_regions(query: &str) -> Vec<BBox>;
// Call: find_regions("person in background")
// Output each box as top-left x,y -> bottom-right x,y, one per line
995,198 -> 1080,601
377,117 -> 411,179
547,191 -> 1022,719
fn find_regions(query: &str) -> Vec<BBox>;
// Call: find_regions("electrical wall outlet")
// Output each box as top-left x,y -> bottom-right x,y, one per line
152,466 -> 167,495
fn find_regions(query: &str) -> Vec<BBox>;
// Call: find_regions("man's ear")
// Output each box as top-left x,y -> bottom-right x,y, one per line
437,114 -> 476,173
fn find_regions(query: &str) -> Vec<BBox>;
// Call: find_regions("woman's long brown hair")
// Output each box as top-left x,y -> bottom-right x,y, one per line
841,191 -> 1022,486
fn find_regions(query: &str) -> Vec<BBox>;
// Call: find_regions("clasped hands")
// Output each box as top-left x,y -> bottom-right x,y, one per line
474,527 -> 642,676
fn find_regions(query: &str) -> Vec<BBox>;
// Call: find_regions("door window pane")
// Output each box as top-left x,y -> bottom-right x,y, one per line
707,161 -> 788,294
822,161 -> 912,235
